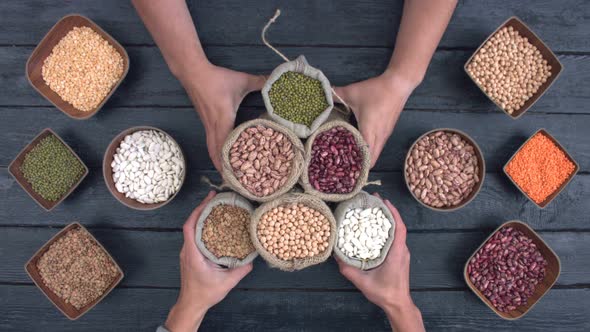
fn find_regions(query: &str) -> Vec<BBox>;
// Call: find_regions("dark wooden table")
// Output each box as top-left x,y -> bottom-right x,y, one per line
1,1 -> 589,331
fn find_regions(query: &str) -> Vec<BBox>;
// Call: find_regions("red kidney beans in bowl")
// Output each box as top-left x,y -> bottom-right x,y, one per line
309,126 -> 363,194
467,226 -> 548,312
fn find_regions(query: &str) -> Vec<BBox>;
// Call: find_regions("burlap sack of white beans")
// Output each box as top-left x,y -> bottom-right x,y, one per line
195,192 -> 258,268
250,193 -> 337,271
333,191 -> 396,270
261,55 -> 334,138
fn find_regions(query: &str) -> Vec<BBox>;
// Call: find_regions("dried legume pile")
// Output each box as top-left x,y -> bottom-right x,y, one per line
309,126 -> 363,194
505,132 -> 575,204
338,207 -> 392,260
405,131 -> 480,208
20,135 -> 85,201
466,26 -> 552,115
37,227 -> 119,309
112,130 -> 184,204
229,125 -> 294,197
269,72 -> 329,127
202,205 -> 254,259
467,226 -> 548,312
42,26 -> 125,112
257,203 -> 331,260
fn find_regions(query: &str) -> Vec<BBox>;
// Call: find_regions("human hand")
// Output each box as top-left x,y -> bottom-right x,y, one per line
165,191 -> 253,332
333,71 -> 417,169
336,195 -> 424,332
181,64 -> 266,171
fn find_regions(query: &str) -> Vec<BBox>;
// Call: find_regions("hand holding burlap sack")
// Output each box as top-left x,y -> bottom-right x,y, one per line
250,193 -> 337,271
333,191 -> 396,270
195,192 -> 258,268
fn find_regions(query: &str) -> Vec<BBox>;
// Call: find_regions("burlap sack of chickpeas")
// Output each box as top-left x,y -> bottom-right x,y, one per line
220,119 -> 304,203
250,193 -> 337,271
300,120 -> 372,202
261,55 -> 334,138
194,192 -> 258,268
333,191 -> 396,270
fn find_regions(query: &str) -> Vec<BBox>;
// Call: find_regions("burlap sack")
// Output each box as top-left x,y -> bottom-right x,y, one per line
333,191 -> 396,270
194,192 -> 258,268
300,120 -> 372,202
261,55 -> 334,138
220,119 -> 304,203
250,193 -> 337,271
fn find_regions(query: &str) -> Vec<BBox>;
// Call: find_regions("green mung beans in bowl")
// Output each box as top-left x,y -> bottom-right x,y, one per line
9,128 -> 88,211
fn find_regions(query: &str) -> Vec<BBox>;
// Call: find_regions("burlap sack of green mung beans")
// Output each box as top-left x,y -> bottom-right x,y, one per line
300,120 -> 371,202
220,119 -> 304,203
250,193 -> 337,271
194,192 -> 258,268
333,191 -> 396,270
261,55 -> 334,138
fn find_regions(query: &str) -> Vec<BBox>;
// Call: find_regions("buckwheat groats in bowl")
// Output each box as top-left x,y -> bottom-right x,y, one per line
404,129 -> 485,211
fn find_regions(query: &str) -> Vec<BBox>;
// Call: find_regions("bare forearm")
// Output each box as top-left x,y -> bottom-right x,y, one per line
387,0 -> 457,87
383,301 -> 425,332
164,298 -> 208,332
131,0 -> 209,82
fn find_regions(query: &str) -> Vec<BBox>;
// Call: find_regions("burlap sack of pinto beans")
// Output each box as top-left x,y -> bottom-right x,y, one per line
194,192 -> 258,268
250,193 -> 337,271
333,191 -> 396,270
220,119 -> 304,203
300,119 -> 372,202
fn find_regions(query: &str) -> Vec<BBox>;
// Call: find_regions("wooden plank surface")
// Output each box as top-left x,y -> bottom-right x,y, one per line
1,168 -> 589,231
1,47 -> 589,114
1,0 -> 589,52
1,107 -> 589,172
0,227 -> 588,289
1,286 -> 588,331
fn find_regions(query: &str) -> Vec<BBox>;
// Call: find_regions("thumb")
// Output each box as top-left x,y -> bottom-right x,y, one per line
335,256 -> 365,286
227,263 -> 253,284
244,74 -> 267,94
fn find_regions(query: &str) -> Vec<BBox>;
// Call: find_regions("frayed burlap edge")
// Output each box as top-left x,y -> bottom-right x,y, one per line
333,191 -> 396,270
195,192 -> 258,268
250,193 -> 337,271
220,119 -> 304,203
261,55 -> 334,138
300,120 -> 373,202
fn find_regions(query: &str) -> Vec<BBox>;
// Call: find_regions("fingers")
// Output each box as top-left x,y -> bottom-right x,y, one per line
244,74 -> 267,95
368,139 -> 385,169
384,199 -> 407,250
335,256 -> 365,286
183,191 -> 217,243
227,263 -> 253,284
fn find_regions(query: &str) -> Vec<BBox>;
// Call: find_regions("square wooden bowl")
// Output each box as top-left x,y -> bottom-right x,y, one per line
26,14 -> 129,119
503,129 -> 579,208
25,222 -> 124,320
464,17 -> 563,119
8,128 -> 88,211
464,220 -> 561,320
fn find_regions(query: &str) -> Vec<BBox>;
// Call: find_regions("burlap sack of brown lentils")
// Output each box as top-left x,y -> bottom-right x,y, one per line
300,120 -> 372,202
261,55 -> 334,138
333,191 -> 396,270
220,119 -> 304,203
195,192 -> 258,268
250,193 -> 337,271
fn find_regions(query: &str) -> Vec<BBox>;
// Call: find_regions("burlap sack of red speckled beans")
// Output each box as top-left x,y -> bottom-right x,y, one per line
220,119 -> 304,203
250,193 -> 337,271
300,120 -> 372,202
194,192 -> 258,268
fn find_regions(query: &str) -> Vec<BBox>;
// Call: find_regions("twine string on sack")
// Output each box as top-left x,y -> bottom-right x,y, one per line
261,9 -> 351,112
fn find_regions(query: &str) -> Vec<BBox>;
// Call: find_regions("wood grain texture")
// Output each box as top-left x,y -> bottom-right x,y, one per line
1,0 -> 588,52
1,47 -> 589,114
1,227 -> 588,289
1,108 -> 589,173
1,169 -> 588,231
0,286 -> 588,331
